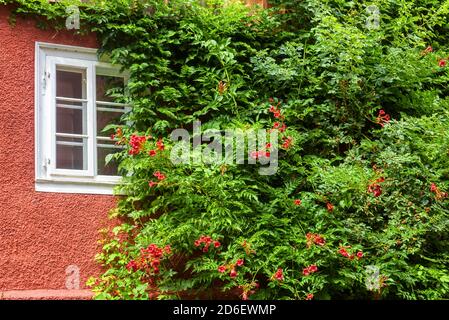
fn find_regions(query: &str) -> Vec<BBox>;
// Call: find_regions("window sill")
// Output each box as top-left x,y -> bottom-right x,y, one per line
35,178 -> 121,195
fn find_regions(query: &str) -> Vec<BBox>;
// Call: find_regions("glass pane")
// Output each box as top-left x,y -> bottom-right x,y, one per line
56,69 -> 85,99
96,74 -> 124,102
56,100 -> 86,134
56,137 -> 87,170
97,107 -> 124,136
97,141 -> 121,176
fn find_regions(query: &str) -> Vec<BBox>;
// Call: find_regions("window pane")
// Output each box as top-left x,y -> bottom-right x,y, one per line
96,74 -> 124,102
97,107 -> 124,136
56,69 -> 85,99
56,137 -> 87,170
97,140 -> 121,176
56,101 -> 86,135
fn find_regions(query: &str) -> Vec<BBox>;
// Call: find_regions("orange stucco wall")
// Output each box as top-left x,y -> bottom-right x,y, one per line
0,6 -> 116,294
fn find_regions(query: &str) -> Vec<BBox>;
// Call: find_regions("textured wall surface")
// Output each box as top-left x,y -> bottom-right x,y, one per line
0,6 -> 116,294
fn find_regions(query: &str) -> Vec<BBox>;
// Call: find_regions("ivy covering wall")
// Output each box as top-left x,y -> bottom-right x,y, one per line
2,0 -> 449,300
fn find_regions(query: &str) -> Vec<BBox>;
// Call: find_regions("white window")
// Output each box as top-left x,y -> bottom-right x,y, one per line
35,42 -> 128,194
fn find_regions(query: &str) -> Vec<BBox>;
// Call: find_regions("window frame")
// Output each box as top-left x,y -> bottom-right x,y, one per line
35,42 -> 128,195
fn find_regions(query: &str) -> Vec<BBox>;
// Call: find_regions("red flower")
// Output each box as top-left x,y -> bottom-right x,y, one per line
430,183 -> 437,193
128,134 -> 147,155
338,248 -> 350,258
314,235 -> 325,246
154,171 -> 166,181
439,59 -> 447,67
230,269 -> 238,278
279,123 -> 287,132
305,293 -> 314,300
273,268 -> 284,281
218,265 -> 226,273
156,139 -> 165,151
303,264 -> 318,276
195,235 -> 221,252
326,202 -> 334,212
282,136 -> 293,149
148,180 -> 158,188
294,199 -> 302,206
236,259 -> 244,267
306,233 -> 326,248
308,265 -> 318,273
266,143 -> 272,149
376,110 -> 391,127
356,251 -> 363,259
164,245 -> 171,254
126,260 -> 138,272
368,183 -> 382,197
148,149 -> 157,157
273,122 -> 280,129
151,259 -> 160,268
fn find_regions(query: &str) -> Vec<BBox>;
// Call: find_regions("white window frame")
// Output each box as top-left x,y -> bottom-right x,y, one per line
35,42 -> 128,195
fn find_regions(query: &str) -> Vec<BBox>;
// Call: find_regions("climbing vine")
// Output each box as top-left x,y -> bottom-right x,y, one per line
3,0 -> 449,300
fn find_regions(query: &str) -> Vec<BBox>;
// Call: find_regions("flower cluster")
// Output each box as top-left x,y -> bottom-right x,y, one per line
125,243 -> 171,275
128,134 -> 148,155
194,235 -> 221,253
268,99 -> 288,133
306,233 -> 326,248
148,139 -> 165,157
250,143 -> 271,160
268,101 -> 285,120
368,177 -> 385,197
271,268 -> 284,281
305,293 -> 314,300
375,110 -> 390,127
338,246 -> 363,260
326,202 -> 334,212
148,171 -> 166,188
430,183 -> 448,200
302,264 -> 318,276
293,199 -> 302,206
273,121 -> 287,132
238,281 -> 259,300
281,136 -> 293,149
111,127 -> 127,145
438,58 -> 447,68
218,258 -> 244,279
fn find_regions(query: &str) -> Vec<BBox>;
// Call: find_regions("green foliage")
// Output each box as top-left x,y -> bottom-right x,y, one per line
4,0 -> 449,299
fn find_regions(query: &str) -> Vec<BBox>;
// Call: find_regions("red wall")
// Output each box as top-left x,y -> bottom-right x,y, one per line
0,6 -> 116,295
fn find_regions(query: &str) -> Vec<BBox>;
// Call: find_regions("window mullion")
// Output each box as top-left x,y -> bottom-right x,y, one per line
89,63 -> 97,177
86,63 -> 96,176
